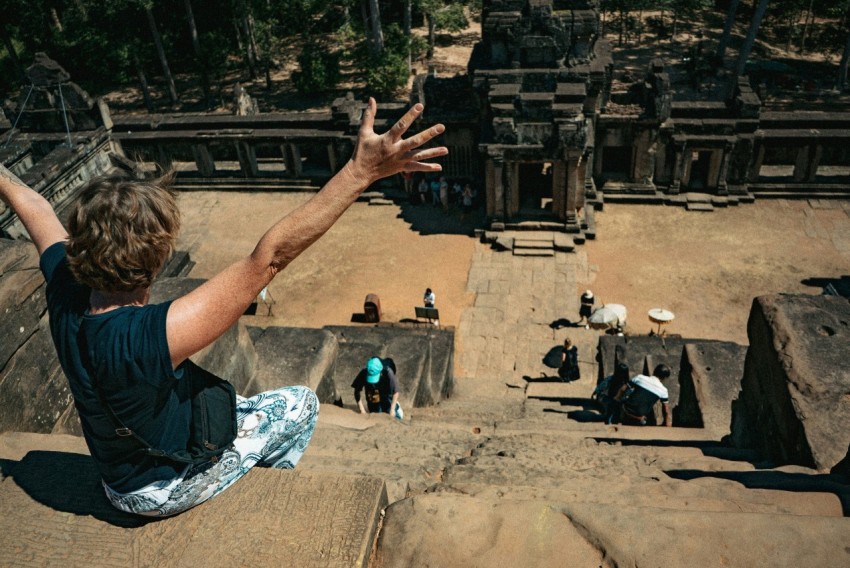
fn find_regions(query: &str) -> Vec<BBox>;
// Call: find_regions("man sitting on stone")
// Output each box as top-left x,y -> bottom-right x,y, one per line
614,364 -> 673,427
352,357 -> 401,419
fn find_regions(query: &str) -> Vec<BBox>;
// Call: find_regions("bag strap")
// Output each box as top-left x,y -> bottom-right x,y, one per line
77,321 -> 175,461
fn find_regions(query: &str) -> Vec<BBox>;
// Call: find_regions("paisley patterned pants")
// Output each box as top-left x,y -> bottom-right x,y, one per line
104,385 -> 319,517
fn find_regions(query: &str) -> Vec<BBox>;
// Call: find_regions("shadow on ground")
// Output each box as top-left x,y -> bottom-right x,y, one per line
4,451 -> 156,528
665,468 -> 850,517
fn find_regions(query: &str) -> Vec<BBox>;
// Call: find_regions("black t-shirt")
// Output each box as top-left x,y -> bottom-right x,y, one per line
622,375 -> 669,418
41,243 -> 194,492
351,366 -> 399,413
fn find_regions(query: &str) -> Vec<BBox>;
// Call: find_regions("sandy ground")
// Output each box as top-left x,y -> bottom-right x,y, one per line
585,200 -> 850,345
177,189 -> 849,347
177,192 -> 476,329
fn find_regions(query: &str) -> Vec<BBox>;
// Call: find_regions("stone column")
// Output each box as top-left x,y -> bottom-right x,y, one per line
582,149 -> 597,199
669,141 -> 687,194
157,144 -> 173,171
716,143 -> 734,195
327,143 -> 338,173
576,154 -> 587,211
633,131 -> 650,182
485,158 -> 496,217
192,144 -> 215,177
289,144 -> 303,177
708,149 -> 723,190
280,144 -> 294,176
565,151 -> 580,223
236,141 -> 259,177
747,135 -> 765,182
507,161 -> 520,218
807,144 -> 823,182
552,159 -> 567,220
492,158 -> 505,220
793,145 -> 809,182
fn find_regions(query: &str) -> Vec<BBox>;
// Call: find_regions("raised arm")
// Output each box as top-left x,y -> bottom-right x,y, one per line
166,98 -> 447,368
0,164 -> 68,254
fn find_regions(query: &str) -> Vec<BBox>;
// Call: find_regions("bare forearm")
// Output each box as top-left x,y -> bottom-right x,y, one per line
0,165 -> 67,252
251,162 -> 368,275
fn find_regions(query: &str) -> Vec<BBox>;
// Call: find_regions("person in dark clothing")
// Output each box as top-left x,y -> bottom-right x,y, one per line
592,362 -> 630,424
0,97 -> 446,516
558,338 -> 580,382
352,357 -> 401,417
614,364 -> 673,426
578,290 -> 594,328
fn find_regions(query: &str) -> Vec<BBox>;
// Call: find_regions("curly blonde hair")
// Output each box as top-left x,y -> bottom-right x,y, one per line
66,171 -> 180,292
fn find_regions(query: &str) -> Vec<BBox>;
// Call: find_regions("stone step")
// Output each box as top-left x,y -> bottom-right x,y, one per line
0,437 -> 386,568
686,202 -> 715,212
513,248 -> 555,257
601,193 -> 666,205
513,238 -> 554,249
437,476 -> 843,518
377,495 -> 850,568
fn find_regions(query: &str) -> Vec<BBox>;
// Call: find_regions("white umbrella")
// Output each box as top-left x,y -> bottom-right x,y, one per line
648,308 -> 675,335
589,304 -> 627,330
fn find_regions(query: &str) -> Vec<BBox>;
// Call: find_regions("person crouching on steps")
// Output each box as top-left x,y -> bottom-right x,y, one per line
352,357 -> 402,419
0,97 -> 446,516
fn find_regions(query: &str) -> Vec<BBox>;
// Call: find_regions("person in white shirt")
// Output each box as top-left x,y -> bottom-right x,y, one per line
423,288 -> 436,308
614,364 -> 672,426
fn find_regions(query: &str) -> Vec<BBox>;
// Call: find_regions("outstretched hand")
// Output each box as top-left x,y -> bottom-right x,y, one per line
347,97 -> 448,186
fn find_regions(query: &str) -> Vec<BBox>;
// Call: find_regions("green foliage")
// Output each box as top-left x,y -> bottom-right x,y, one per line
292,41 -> 341,94
365,50 -> 408,97
419,0 -> 469,33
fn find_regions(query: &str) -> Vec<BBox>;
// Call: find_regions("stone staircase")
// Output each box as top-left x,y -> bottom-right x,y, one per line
2,364 -> 849,567
2,240 -> 848,567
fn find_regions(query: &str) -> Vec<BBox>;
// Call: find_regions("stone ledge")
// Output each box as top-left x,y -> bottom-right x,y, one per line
0,442 -> 386,568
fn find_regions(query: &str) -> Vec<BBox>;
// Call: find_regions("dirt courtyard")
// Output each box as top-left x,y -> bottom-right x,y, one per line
177,192 -> 849,346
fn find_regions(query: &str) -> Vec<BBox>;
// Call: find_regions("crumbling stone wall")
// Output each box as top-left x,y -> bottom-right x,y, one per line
731,294 -> 850,470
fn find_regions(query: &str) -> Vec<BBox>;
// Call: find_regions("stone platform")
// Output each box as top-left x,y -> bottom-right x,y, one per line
0,433 -> 386,568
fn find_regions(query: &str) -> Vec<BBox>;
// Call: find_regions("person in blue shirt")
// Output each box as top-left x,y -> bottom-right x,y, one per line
0,97 -> 447,516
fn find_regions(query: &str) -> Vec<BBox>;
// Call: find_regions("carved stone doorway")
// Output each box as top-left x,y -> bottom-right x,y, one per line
518,161 -> 553,217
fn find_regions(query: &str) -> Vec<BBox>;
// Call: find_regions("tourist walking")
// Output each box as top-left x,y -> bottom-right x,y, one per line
578,289 -> 594,328
439,176 -> 449,211
461,183 -> 474,220
418,176 -> 429,205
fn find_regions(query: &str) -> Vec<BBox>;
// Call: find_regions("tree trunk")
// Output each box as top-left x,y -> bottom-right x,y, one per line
404,0 -> 412,70
427,13 -> 435,58
838,30 -> 850,90
0,24 -> 25,82
618,8 -> 625,47
735,0 -> 769,77
50,7 -> 63,33
637,8 -> 643,45
145,7 -> 179,105
132,51 -> 155,113
236,0 -> 257,79
368,0 -> 384,57
245,11 -> 271,89
183,0 -> 212,107
799,0 -> 815,54
784,13 -> 795,53
716,0 -> 740,60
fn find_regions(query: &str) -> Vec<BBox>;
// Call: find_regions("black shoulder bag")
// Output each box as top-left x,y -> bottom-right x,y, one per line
88,350 -> 238,465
